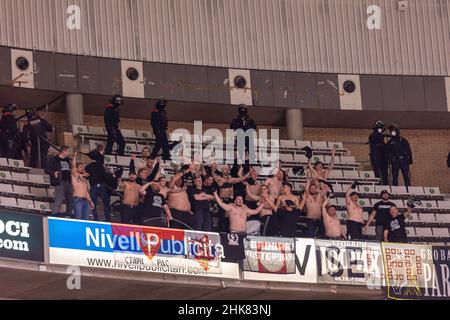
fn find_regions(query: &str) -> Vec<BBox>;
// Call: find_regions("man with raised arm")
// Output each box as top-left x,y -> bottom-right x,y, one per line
139,179 -> 172,227
213,191 -> 264,235
345,181 -> 365,240
167,167 -> 193,229
71,151 -> 94,220
303,177 -> 327,237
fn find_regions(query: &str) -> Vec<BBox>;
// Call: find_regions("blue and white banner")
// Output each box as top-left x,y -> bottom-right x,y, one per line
48,218 -> 239,279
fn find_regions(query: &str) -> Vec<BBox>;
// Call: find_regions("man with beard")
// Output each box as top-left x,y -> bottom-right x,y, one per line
264,168 -> 285,199
119,171 -> 141,224
213,191 -> 264,236
345,182 -> 365,240
303,178 -> 327,237
275,183 -> 305,237
139,179 -> 172,227
71,152 -> 94,220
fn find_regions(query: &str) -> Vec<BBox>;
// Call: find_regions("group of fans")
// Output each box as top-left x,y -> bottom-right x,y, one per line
1,95 -> 417,243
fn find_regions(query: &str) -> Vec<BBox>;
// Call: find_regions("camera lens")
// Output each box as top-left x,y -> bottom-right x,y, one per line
234,76 -> 247,89
126,68 -> 139,81
343,80 -> 356,93
16,57 -> 29,71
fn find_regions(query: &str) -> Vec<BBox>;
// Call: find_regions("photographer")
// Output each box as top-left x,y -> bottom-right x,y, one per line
387,125 -> 413,186
368,120 -> 389,185
45,145 -> 73,217
21,108 -> 53,168
104,94 -> 125,156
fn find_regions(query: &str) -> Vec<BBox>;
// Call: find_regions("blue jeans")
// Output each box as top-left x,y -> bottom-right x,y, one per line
73,197 -> 91,220
90,184 -> 111,222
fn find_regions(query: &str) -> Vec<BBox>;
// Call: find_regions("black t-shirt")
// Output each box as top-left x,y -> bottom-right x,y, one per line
85,161 -> 106,185
384,214 -> 407,243
58,157 -> 72,182
372,201 -> 396,226
143,190 -> 167,219
182,172 -> 195,188
192,187 -> 211,210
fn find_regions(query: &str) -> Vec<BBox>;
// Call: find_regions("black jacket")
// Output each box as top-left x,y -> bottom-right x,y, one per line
45,155 -> 72,186
368,131 -> 388,162
22,118 -> 53,145
151,108 -> 168,132
0,112 -> 18,140
230,115 -> 257,132
387,136 -> 413,164
104,104 -> 120,130
447,151 -> 450,168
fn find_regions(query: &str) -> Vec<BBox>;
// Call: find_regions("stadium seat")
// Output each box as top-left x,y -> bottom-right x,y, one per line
360,171 -> 375,179
125,143 -> 137,153
104,155 -> 117,165
7,159 -> 25,168
72,124 -> 88,135
327,142 -> 344,150
363,211 -> 369,221
340,156 -> 356,164
28,174 -> 45,184
12,185 -> 30,194
89,140 -> 105,150
415,227 -> 433,237
311,141 -> 328,149
17,199 -> 34,210
409,212 -> 420,221
330,170 -> 343,178
424,187 -> 441,196
0,184 -> 13,193
337,211 -> 348,220
279,153 -> 293,162
30,187 -> 48,197
390,199 -> 406,209
437,201 -> 450,210
436,213 -> 450,223
88,126 -> 106,136
331,183 -> 344,193
295,141 -> 312,149
11,172 -> 28,182
0,171 -> 12,180
336,197 -> 346,207
407,186 -> 425,196
390,186 -> 409,195
342,170 -> 359,179
365,226 -> 376,236
311,155 -> 324,164
358,184 -> 376,194
280,140 -> 296,148
293,154 -> 309,163
0,196 -> 17,207
432,228 -> 450,237
406,227 -> 416,237
34,201 -> 51,212
137,130 -> 154,140
121,129 -> 138,139
421,200 -> 439,210
358,198 -> 371,208
419,213 -> 437,223
116,156 -> 131,166
0,158 -> 8,166
374,185 -> 391,194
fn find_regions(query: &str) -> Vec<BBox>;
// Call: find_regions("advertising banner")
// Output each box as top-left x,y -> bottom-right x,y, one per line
382,243 -> 450,299
243,236 -> 296,274
0,211 -> 44,262
315,239 -> 385,287
242,238 -> 317,283
48,218 -> 239,279
219,233 -> 246,262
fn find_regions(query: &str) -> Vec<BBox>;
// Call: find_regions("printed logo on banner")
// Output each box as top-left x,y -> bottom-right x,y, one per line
315,239 -> 385,286
219,233 -> 246,263
0,211 -> 44,262
185,230 -> 223,273
383,243 -> 450,300
243,236 -> 296,274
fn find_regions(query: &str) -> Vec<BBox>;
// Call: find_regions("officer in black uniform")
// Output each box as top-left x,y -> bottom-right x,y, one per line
368,120 -> 389,185
104,94 -> 125,156
230,104 -> 257,156
22,108 -> 53,168
150,99 -> 170,160
0,104 -> 22,159
387,125 -> 413,187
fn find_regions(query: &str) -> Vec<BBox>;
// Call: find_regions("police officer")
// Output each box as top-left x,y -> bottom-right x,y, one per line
22,108 -> 53,168
0,104 -> 21,159
368,120 -> 389,185
150,99 -> 170,160
104,94 -> 125,156
230,104 -> 257,157
387,124 -> 413,187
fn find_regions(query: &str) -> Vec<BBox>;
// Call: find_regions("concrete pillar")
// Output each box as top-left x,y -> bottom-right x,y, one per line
65,93 -> 84,128
285,108 -> 304,140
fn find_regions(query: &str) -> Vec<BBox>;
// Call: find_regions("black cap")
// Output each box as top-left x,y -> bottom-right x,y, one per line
374,120 -> 385,130
301,146 -> 313,159
156,99 -> 166,110
238,104 -> 248,115
380,189 -> 390,196
388,124 -> 400,134
25,108 -> 37,120
110,94 -> 124,106
350,191 -> 359,197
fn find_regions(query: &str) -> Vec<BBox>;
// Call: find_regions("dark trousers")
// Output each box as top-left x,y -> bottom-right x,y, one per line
347,220 -> 364,240
105,128 -> 125,156
193,205 -> 212,232
170,209 -> 193,230
261,215 -> 278,236
371,157 -> 389,185
90,184 -> 111,222
30,144 -> 48,169
391,159 -> 411,186
306,218 -> 324,238
151,130 -> 170,160
218,198 -> 232,233
1,137 -> 22,160
120,204 -> 139,225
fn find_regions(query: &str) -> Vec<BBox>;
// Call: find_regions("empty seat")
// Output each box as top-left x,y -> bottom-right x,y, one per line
7,159 -> 25,168
279,153 -> 293,162
72,124 -> 89,135
116,156 -> 131,166
336,197 -> 346,207
34,201 -> 51,211
46,188 -> 55,197
409,212 -> 420,221
358,184 -> 376,194
357,198 -> 371,208
432,228 -> 450,237
438,201 -> 450,210
0,196 -> 17,207
311,155 -> 325,164
0,184 -> 13,193
88,126 -> 106,136
296,141 -> 312,149
0,171 -> 12,180
328,142 -> 344,150
337,211 -> 348,220
406,227 -> 416,237
11,172 -> 28,181
17,199 -> 34,210
89,140 -> 105,150
390,199 -> 406,209
125,143 -> 137,153
415,227 -> 433,237
424,187 -> 441,195
12,185 -> 30,194
340,156 -> 356,164
280,140 -> 296,148
311,141 -> 328,149
342,170 -> 359,179
104,155 -> 117,165
419,213 -> 436,223
330,170 -> 343,178
137,130 -> 153,140
0,158 -> 9,166
293,154 -> 309,163
435,213 -> 450,223
406,186 -> 425,196
422,200 -> 439,210
30,187 -> 48,197
121,129 -> 137,139
331,183 -> 344,193
390,186 -> 409,195
360,171 -> 375,179
28,174 -> 45,184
